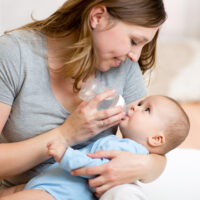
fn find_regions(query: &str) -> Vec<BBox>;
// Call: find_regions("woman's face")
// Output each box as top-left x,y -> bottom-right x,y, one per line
90,8 -> 159,72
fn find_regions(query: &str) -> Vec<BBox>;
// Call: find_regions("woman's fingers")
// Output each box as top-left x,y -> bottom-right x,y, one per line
61,88 -> 125,144
88,176 -> 105,188
97,105 -> 124,120
96,107 -> 125,131
94,184 -> 112,197
97,118 -> 122,131
87,150 -> 121,159
89,175 -> 114,197
71,163 -> 106,176
89,89 -> 116,108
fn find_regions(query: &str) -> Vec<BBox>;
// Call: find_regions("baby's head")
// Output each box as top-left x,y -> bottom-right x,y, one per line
119,95 -> 190,155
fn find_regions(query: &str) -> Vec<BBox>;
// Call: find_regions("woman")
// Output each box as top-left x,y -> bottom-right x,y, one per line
0,0 -> 166,199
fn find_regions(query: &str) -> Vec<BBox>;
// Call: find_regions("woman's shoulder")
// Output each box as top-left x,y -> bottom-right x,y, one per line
0,31 -> 24,68
2,29 -> 44,42
0,29 -> 47,67
0,30 -> 46,54
0,30 -> 47,71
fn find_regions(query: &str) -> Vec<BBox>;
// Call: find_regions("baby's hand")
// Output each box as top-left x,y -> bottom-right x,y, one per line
47,140 -> 68,162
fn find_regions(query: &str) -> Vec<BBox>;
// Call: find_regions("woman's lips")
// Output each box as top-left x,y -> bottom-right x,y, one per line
113,58 -> 121,66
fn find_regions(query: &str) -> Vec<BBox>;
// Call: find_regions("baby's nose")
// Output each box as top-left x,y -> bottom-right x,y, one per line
131,105 -> 137,111
131,104 -> 142,112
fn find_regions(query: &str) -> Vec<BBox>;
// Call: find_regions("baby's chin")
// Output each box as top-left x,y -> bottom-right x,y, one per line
119,118 -> 128,129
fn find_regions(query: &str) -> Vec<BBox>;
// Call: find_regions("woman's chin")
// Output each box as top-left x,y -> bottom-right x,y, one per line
96,61 -> 114,72
97,66 -> 111,72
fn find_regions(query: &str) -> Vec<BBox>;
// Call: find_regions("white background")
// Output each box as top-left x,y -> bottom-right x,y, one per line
1,0 -> 200,40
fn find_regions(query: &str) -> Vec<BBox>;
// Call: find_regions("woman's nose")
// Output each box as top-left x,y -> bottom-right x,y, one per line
127,48 -> 142,62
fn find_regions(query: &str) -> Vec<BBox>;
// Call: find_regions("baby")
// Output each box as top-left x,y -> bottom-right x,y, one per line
1,95 -> 190,200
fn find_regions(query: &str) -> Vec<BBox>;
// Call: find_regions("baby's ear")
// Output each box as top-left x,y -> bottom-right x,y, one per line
147,133 -> 166,147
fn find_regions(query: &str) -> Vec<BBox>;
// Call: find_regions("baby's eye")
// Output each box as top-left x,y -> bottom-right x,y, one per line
145,108 -> 150,113
138,102 -> 142,106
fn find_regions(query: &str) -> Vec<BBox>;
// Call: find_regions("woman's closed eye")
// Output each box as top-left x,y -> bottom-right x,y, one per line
131,39 -> 137,46
145,107 -> 150,113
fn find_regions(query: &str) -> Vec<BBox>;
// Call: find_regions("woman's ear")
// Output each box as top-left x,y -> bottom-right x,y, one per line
147,133 -> 166,147
89,5 -> 108,29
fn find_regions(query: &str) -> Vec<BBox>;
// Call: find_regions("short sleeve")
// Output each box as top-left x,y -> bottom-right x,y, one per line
0,34 -> 21,105
123,60 -> 147,104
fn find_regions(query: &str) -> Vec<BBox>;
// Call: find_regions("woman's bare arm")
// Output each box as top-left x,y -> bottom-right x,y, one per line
0,130 -> 60,179
0,102 -> 62,179
140,153 -> 166,183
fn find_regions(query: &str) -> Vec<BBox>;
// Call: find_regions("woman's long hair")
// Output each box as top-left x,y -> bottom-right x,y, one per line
16,0 -> 166,91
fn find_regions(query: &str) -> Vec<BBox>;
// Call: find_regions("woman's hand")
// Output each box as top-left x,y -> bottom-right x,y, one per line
59,90 -> 125,146
71,150 -> 145,197
71,150 -> 166,197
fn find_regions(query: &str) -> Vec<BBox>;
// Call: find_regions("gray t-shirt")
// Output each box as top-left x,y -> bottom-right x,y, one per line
0,30 -> 146,186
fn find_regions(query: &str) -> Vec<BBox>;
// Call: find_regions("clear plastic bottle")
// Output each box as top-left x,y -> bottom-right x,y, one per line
79,78 -> 126,111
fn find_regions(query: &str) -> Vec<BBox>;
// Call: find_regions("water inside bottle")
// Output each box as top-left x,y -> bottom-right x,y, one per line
97,95 -> 119,110
79,78 -> 123,110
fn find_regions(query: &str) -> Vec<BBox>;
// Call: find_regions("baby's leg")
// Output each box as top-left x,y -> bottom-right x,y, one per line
0,189 -> 54,200
0,184 -> 25,197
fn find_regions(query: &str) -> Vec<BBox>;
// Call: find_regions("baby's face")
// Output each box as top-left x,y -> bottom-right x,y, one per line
119,96 -> 173,143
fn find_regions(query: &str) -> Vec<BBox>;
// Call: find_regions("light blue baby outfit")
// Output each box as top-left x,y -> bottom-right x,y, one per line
25,135 -> 149,200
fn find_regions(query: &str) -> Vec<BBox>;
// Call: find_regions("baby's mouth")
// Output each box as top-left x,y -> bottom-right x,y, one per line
126,109 -> 135,118
121,113 -> 129,121
127,109 -> 132,117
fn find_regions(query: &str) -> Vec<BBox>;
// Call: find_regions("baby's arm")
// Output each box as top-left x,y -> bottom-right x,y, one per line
59,147 -> 109,178
47,139 -> 109,178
